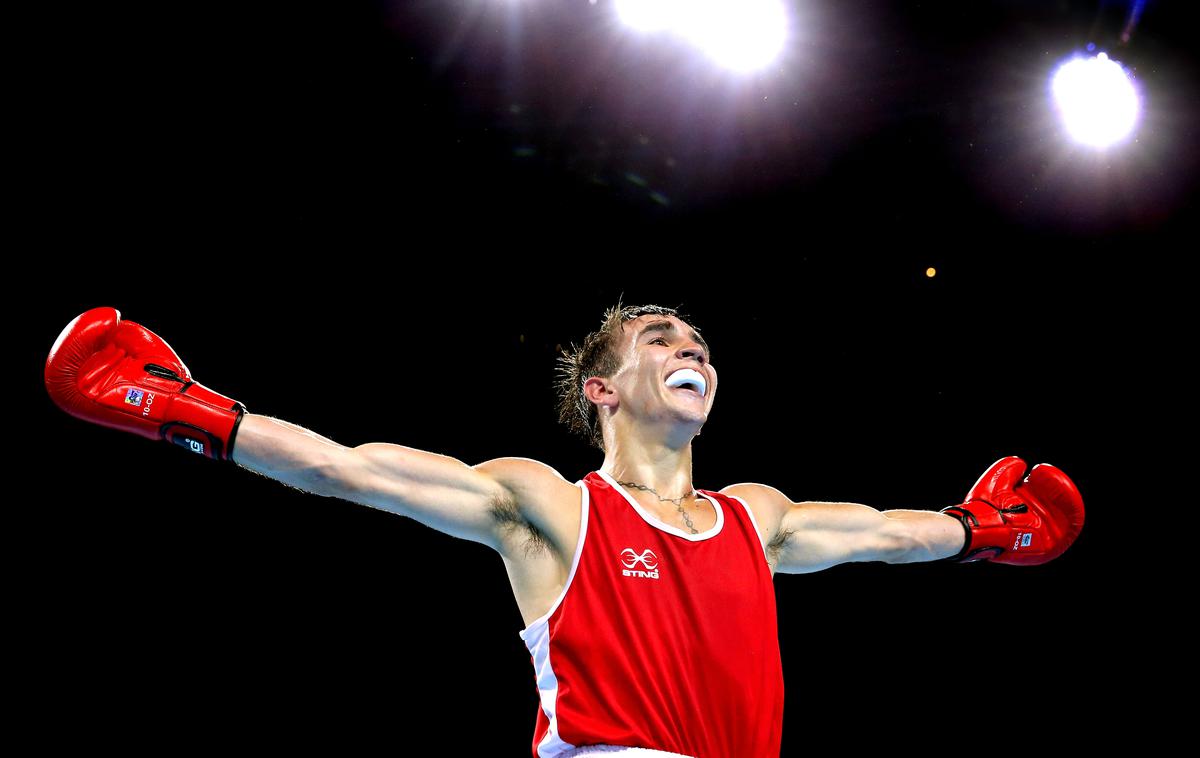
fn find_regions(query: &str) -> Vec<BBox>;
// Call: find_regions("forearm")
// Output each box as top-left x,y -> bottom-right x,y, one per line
231,413 -> 351,495
881,509 -> 966,563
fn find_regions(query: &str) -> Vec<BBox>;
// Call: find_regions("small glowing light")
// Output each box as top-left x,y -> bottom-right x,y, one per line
925,267 -> 937,278
1051,52 -> 1141,148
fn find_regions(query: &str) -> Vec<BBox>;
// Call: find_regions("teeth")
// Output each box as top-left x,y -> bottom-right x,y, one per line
665,368 -> 706,397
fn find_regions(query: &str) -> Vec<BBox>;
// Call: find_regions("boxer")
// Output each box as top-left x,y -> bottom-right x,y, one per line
45,304 -> 1085,758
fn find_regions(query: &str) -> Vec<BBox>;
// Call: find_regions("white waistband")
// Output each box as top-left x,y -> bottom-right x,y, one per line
559,747 -> 695,758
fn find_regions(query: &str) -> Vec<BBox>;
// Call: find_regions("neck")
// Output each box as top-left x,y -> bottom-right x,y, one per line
600,429 -> 696,501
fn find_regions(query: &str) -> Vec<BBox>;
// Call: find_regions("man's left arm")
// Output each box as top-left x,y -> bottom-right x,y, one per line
724,494 -> 966,574
724,456 -> 1085,574
869,507 -> 967,563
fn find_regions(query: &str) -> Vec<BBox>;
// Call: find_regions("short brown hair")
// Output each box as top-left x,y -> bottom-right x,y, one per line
554,299 -> 701,452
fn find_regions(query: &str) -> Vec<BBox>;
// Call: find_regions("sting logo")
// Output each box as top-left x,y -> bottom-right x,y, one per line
620,548 -> 660,580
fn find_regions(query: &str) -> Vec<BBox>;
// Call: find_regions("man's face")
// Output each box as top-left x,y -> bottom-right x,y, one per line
603,314 -> 718,429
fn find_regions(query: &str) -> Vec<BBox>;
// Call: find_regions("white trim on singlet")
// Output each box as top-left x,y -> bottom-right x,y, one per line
559,746 -> 696,758
728,494 -> 771,565
595,469 -> 724,542
519,479 -> 591,758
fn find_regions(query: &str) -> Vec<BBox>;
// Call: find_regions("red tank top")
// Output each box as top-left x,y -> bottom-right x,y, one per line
519,470 -> 785,758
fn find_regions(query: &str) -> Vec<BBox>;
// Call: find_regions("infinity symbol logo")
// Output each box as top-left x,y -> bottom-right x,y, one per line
620,548 -> 659,570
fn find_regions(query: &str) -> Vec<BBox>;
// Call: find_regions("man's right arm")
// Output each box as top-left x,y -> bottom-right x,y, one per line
231,413 -> 525,552
43,307 -> 546,555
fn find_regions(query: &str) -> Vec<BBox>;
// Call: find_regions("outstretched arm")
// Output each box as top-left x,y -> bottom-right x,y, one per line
230,413 -> 563,552
779,502 -> 967,571
44,307 -> 561,556
724,484 -> 965,574
724,457 -> 1085,573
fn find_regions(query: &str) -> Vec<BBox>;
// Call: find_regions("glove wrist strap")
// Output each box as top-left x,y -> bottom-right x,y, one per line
161,382 -> 247,461
939,500 -> 1009,563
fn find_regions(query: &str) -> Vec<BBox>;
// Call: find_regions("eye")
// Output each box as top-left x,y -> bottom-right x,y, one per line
649,337 -> 668,346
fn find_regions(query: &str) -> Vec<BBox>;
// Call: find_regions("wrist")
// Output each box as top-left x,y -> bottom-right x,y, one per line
939,508 -> 973,562
162,382 -> 247,460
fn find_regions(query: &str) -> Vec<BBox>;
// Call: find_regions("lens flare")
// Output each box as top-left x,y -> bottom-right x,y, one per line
615,0 -> 789,72
1050,52 -> 1141,148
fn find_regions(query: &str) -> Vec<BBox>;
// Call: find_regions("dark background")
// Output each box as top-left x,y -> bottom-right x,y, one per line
26,0 -> 1186,753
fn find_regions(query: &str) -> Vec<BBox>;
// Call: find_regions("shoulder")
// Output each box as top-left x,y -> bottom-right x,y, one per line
719,482 -> 791,518
718,482 -> 794,542
472,455 -> 571,486
472,457 -> 584,555
472,456 -> 580,511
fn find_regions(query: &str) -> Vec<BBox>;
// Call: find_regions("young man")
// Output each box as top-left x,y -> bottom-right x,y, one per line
44,303 -> 1085,758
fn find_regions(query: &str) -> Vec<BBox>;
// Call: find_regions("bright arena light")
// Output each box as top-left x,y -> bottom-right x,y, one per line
614,0 -> 675,33
1051,52 -> 1141,148
681,0 -> 789,72
615,0 -> 789,72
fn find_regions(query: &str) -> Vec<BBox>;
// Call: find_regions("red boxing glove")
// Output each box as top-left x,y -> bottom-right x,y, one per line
45,307 -> 246,461
940,456 -> 1085,565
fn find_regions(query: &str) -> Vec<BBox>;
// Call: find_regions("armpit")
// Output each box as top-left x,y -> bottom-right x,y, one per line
766,526 -> 793,566
489,491 -> 552,558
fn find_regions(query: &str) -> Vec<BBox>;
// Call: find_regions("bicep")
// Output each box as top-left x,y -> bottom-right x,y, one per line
330,442 -> 516,550
775,501 -> 908,574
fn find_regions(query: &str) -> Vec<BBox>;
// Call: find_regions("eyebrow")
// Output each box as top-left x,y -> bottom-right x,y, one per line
637,321 -> 710,356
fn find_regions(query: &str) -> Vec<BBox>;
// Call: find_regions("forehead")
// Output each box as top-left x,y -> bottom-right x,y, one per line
622,314 -> 704,345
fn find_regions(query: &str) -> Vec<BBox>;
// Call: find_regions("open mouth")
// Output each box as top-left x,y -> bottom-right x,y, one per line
665,368 -> 707,397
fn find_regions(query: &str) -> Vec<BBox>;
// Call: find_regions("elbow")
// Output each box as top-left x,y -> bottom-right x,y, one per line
306,467 -> 343,498
306,447 -> 364,498
883,538 -> 914,564
879,520 -> 919,564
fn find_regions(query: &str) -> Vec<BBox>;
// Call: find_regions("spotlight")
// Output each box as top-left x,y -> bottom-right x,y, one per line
615,0 -> 789,73
1050,52 -> 1141,148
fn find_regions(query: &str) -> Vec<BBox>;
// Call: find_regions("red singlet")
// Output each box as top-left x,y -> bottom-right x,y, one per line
520,470 -> 785,758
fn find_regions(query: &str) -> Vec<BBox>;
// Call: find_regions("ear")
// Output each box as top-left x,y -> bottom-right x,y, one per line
583,376 -> 617,410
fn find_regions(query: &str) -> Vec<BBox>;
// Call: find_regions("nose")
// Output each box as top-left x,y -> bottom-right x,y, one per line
679,344 -> 706,366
